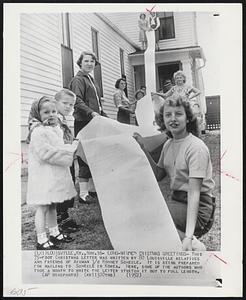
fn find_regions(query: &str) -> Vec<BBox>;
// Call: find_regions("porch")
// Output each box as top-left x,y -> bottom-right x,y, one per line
129,46 -> 205,91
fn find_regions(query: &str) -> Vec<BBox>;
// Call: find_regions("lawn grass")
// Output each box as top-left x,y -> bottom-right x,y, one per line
21,131 -> 220,251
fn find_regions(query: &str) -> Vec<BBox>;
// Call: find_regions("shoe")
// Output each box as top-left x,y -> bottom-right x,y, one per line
89,191 -> 97,198
192,236 -> 206,251
59,217 -> 80,233
36,240 -> 60,250
78,195 -> 90,204
49,233 -> 74,245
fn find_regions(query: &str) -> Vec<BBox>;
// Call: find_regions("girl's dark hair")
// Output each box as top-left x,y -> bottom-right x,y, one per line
115,78 -> 126,89
77,51 -> 99,68
139,13 -> 146,19
155,96 -> 199,137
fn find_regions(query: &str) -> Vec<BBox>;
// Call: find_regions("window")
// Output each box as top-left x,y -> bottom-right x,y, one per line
61,13 -> 74,88
158,12 -> 175,40
119,48 -> 125,76
91,28 -> 103,97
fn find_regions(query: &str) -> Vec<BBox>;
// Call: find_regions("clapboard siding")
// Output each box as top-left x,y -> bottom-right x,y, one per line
20,13 -> 63,130
104,12 -> 197,50
103,12 -> 140,46
21,20 -> 60,46
20,66 -> 61,85
20,29 -> 61,51
159,12 -> 196,49
21,57 -> 62,78
20,45 -> 61,67
21,13 -> 60,28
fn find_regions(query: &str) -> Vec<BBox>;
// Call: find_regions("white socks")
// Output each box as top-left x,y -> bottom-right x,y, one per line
88,178 -> 96,192
49,226 -> 62,239
79,181 -> 89,200
37,226 -> 63,247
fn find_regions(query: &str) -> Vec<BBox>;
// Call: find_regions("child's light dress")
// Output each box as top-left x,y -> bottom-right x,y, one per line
26,125 -> 77,205
138,19 -> 148,42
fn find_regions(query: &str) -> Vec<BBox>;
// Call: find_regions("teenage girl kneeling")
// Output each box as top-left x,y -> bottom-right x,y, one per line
133,95 -> 215,251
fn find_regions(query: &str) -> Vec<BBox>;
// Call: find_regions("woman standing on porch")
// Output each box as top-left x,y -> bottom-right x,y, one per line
154,70 -> 201,101
138,13 -> 149,50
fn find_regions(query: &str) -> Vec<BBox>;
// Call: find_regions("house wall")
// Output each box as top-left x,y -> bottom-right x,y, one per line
104,12 -> 197,50
20,13 -> 63,140
20,13 -> 136,141
158,12 -> 197,49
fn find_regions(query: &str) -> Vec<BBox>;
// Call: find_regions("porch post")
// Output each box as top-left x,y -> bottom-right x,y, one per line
180,58 -> 193,85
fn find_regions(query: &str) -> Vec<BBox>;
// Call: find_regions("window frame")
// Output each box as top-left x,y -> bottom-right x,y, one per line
61,13 -> 71,47
91,27 -> 99,58
91,27 -> 104,97
119,48 -> 125,76
158,12 -> 176,40
61,13 -> 74,88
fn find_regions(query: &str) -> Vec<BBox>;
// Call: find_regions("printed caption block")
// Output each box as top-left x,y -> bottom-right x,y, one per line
22,250 -> 221,286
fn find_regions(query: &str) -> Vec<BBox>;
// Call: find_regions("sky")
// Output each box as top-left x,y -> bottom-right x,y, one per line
196,12 -> 221,96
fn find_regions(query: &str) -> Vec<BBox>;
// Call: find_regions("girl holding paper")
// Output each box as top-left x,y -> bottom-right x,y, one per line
113,78 -> 136,124
69,51 -> 107,202
133,96 -> 215,251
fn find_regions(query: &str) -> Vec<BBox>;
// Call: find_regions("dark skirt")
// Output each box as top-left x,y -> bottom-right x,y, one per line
166,190 -> 216,238
117,108 -> 130,124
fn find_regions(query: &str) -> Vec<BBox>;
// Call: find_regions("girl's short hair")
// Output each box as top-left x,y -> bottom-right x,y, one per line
77,51 -> 99,68
173,70 -> 186,83
55,89 -> 76,101
115,78 -> 126,89
155,95 -> 199,137
139,13 -> 146,19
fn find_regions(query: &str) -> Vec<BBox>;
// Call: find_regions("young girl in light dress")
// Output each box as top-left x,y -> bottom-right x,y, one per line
26,96 -> 79,250
27,89 -> 81,234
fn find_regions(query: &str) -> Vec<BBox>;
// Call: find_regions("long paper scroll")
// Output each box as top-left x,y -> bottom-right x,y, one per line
135,29 -> 164,128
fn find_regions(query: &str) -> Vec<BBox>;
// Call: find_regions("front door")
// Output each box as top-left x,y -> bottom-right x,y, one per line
157,62 -> 181,91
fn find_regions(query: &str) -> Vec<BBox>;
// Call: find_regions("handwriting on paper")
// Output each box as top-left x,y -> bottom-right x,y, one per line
5,152 -> 27,172
146,5 -> 156,13
9,287 -> 37,296
219,149 -> 240,182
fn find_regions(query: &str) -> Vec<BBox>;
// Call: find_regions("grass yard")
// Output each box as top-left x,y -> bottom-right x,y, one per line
21,131 -> 220,251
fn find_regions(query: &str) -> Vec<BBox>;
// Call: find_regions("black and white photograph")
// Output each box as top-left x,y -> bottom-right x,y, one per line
3,2 -> 242,297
